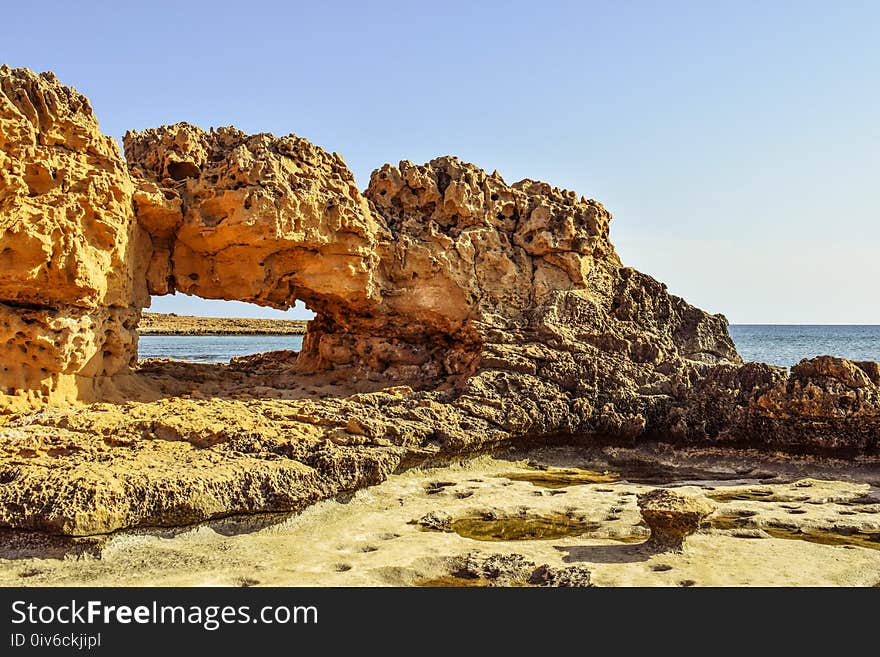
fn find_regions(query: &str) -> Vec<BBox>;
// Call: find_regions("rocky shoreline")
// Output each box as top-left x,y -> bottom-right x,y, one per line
138,312 -> 308,335
2,445 -> 878,587
0,65 -> 878,551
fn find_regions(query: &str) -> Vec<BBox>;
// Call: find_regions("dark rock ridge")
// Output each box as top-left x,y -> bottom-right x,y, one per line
0,66 -> 877,536
666,356 -> 880,452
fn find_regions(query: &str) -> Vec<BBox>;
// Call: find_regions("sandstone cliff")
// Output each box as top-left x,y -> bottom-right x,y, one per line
0,67 -> 876,536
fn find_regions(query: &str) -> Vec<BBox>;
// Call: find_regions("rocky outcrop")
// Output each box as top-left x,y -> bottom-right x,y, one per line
0,67 -> 147,409
122,123 -> 740,383
637,489 -> 715,550
666,356 -> 880,452
0,66 -> 878,536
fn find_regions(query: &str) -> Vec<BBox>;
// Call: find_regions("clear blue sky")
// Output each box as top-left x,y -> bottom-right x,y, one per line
3,1 -> 878,323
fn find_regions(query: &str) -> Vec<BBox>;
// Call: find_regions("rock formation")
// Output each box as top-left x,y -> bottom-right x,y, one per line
0,66 -> 878,536
667,356 -> 880,451
0,66 -> 147,409
121,120 -> 742,384
442,552 -> 593,587
123,124 -> 383,324
637,489 -> 715,550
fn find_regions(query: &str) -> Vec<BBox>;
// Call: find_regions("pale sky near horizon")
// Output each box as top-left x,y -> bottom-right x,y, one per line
3,1 -> 878,323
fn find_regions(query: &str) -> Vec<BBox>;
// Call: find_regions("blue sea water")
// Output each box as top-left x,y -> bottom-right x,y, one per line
138,326 -> 880,368
728,325 -> 880,368
138,334 -> 304,363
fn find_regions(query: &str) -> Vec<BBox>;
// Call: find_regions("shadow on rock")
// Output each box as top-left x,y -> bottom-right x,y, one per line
0,529 -> 105,561
203,512 -> 295,537
555,543 -> 652,564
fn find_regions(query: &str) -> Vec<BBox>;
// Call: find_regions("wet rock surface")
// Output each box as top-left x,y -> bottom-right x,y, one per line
1,446 -> 877,587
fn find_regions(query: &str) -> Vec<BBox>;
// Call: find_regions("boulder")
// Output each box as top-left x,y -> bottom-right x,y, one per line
637,489 -> 715,550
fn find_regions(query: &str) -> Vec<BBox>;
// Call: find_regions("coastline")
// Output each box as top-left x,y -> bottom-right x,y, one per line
138,312 -> 308,336
3,445 -> 878,587
2,67 -> 879,589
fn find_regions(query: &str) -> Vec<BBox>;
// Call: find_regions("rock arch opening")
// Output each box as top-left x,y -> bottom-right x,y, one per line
137,295 -> 311,365
124,122 -> 387,379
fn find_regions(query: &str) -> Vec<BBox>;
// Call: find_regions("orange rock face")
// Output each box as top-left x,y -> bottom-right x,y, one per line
124,123 -> 383,315
0,67 -> 146,407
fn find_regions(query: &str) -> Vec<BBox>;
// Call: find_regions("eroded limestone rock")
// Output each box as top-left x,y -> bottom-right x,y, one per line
0,66 -> 877,537
443,552 -> 593,587
637,489 -> 715,550
122,124 -> 742,386
667,355 -> 880,451
0,66 -> 146,408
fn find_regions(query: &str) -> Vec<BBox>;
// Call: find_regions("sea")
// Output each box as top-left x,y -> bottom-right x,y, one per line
138,334 -> 304,364
727,325 -> 880,368
138,326 -> 880,369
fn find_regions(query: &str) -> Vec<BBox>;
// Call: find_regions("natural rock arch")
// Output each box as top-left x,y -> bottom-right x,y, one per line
2,67 -> 878,536
1,66 -> 741,413
123,121 -> 673,384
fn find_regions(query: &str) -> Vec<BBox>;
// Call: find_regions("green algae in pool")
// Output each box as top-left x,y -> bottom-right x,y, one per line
447,513 -> 601,541
499,468 -> 620,489
710,513 -> 764,531
707,489 -> 810,503
447,514 -> 649,543
501,462 -> 759,489
711,514 -> 880,550
456,513 -> 599,541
